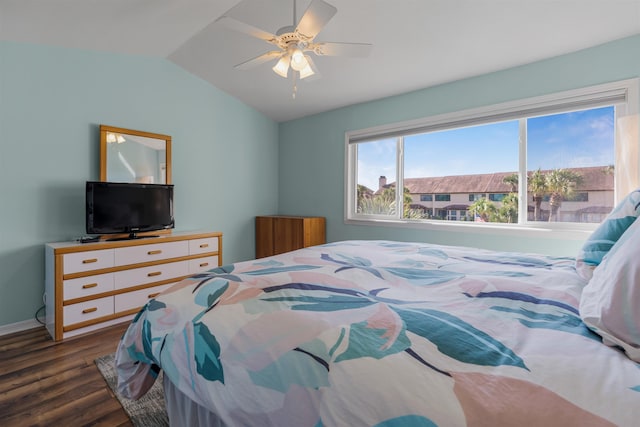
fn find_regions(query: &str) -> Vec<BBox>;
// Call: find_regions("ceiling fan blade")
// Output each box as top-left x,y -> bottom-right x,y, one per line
309,42 -> 372,57
235,51 -> 283,70
215,16 -> 277,44
295,0 -> 337,40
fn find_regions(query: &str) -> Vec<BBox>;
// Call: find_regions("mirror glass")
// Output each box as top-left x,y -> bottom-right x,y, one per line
100,125 -> 172,184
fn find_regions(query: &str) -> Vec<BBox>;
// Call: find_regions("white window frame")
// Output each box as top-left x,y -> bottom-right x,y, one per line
345,79 -> 639,239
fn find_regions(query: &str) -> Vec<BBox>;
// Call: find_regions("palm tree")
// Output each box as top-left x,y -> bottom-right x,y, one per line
497,192 -> 519,223
545,169 -> 583,222
358,188 -> 396,215
356,184 -> 373,203
469,197 -> 496,222
358,185 -> 418,217
528,169 -> 547,221
503,173 -> 519,193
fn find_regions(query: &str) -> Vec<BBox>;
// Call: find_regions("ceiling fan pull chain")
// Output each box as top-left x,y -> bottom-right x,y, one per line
292,71 -> 298,99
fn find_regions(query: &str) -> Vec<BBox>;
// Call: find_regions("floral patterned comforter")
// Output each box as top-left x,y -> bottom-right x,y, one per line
116,240 -> 640,426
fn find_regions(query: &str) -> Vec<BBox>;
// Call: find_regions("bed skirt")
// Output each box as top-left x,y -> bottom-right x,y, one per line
163,374 -> 225,427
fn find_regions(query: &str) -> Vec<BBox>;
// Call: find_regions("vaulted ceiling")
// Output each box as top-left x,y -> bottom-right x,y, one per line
2,0 -> 639,122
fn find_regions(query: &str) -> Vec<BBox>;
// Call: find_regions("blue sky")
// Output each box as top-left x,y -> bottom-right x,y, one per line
357,106 -> 614,190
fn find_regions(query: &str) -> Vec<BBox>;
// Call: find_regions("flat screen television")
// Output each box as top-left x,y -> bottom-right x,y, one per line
86,181 -> 174,239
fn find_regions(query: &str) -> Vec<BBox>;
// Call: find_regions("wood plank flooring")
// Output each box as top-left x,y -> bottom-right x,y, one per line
0,323 -> 133,426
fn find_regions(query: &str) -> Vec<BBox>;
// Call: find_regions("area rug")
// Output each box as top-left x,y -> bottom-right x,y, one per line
95,353 -> 169,427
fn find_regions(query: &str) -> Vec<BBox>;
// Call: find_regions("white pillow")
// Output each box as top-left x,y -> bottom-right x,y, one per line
579,216 -> 640,362
575,189 -> 640,281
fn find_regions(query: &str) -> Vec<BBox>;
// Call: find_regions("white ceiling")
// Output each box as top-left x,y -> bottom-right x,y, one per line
2,0 -> 639,122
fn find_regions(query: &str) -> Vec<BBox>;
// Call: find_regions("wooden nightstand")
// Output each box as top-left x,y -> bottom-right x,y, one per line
255,215 -> 326,258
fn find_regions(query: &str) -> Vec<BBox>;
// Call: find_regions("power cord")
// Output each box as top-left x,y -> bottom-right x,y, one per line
35,305 -> 45,325
35,293 -> 46,325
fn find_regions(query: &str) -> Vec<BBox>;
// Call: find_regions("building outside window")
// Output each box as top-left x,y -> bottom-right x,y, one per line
567,192 -> 589,202
489,193 -> 508,202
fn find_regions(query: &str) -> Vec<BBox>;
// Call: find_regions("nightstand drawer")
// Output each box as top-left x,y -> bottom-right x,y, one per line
113,260 -> 189,290
189,256 -> 218,273
64,296 -> 114,325
114,283 -> 174,313
63,249 -> 114,274
63,273 -> 114,301
189,237 -> 219,255
114,241 -> 189,266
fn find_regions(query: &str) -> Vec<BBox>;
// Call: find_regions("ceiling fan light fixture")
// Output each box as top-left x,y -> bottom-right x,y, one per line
298,60 -> 315,79
289,47 -> 308,71
272,55 -> 291,78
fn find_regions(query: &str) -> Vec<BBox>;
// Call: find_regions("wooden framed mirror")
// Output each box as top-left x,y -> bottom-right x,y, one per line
100,125 -> 172,184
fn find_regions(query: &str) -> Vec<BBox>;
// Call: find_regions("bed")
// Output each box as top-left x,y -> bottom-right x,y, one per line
115,227 -> 640,427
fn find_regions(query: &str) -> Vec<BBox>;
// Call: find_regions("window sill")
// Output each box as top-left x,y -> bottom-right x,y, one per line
344,217 -> 595,240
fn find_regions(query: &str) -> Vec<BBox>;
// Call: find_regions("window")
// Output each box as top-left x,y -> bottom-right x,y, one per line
347,79 -> 639,233
541,192 -> 589,202
489,194 -> 508,202
355,139 -> 397,217
567,192 -> 589,202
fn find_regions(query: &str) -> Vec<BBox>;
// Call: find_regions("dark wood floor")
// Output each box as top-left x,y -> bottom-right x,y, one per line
0,322 -> 133,426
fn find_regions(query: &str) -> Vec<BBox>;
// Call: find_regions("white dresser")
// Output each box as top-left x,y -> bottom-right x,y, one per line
45,231 -> 222,341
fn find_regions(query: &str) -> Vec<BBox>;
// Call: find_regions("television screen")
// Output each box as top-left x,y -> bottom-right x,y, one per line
86,181 -> 174,238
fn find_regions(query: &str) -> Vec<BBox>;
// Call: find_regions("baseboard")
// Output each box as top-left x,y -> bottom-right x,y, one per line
0,319 -> 43,337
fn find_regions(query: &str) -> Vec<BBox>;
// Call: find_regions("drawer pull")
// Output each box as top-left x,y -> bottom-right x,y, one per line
148,292 -> 161,299
82,258 -> 98,264
148,250 -> 162,255
82,307 -> 98,314
147,271 -> 162,277
199,244 -> 209,249
199,262 -> 209,267
82,283 -> 98,289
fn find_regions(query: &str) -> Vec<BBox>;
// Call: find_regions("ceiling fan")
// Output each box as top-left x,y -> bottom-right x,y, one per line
216,0 -> 372,85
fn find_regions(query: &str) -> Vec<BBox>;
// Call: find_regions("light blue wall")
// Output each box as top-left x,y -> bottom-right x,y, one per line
278,35 -> 640,255
0,42 -> 279,327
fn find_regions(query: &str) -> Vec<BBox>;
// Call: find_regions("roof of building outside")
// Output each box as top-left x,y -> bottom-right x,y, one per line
391,166 -> 614,194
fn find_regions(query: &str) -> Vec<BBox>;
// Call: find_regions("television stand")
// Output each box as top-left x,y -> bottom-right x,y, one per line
44,231 -> 223,341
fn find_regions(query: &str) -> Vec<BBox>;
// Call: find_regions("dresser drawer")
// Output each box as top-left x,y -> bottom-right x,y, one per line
63,273 -> 114,301
114,241 -> 189,266
63,249 -> 114,274
63,296 -> 114,325
114,260 -> 189,290
189,256 -> 218,274
114,283 -> 174,313
189,237 -> 219,255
